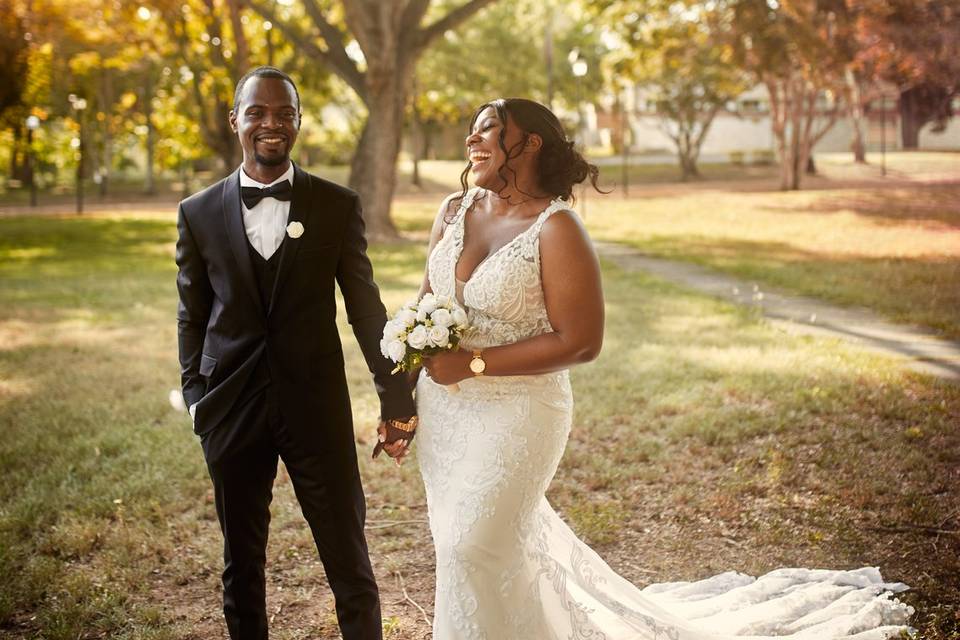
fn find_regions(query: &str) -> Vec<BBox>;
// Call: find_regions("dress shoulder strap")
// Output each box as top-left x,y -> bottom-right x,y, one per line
530,198 -> 576,237
453,187 -> 481,224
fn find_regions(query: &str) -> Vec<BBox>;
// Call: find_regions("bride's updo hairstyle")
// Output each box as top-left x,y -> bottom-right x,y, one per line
450,98 -> 604,218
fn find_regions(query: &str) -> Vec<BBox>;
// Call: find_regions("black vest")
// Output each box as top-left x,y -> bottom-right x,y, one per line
247,239 -> 283,311
247,239 -> 283,384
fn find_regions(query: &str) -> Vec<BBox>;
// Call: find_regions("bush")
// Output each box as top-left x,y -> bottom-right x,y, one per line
751,149 -> 776,166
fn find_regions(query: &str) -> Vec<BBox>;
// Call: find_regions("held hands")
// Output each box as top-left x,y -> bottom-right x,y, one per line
375,420 -> 410,466
421,349 -> 472,385
373,415 -> 419,466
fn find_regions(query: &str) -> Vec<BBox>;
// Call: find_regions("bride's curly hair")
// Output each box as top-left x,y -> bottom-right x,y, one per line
446,98 -> 605,221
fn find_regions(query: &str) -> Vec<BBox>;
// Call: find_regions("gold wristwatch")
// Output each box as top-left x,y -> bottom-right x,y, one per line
468,349 -> 486,376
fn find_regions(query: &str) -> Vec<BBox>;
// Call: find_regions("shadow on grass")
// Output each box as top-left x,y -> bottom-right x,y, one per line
760,182 -> 960,229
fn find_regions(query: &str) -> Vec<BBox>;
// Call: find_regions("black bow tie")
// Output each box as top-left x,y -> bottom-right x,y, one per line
241,180 -> 292,209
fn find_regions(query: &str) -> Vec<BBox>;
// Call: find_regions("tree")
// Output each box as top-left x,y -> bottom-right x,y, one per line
1,0 -> 43,181
250,0 -> 498,239
725,0 -> 853,190
145,0 -> 252,172
0,0 -> 30,125
410,0 -> 604,172
853,0 -> 960,149
597,1 -> 748,181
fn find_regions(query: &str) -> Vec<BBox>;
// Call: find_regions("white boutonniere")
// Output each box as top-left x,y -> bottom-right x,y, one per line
286,221 -> 305,239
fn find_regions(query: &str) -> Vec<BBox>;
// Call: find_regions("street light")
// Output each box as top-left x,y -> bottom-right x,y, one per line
25,115 -> 40,207
569,50 -> 588,214
570,53 -> 588,147
620,81 -> 631,196
879,92 -> 890,178
263,20 -> 274,66
71,97 -> 87,214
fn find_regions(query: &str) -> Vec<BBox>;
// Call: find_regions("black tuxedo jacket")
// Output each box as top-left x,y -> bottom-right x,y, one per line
175,163 -> 414,441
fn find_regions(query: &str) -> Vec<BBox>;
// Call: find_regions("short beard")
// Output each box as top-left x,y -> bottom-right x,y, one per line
253,151 -> 289,167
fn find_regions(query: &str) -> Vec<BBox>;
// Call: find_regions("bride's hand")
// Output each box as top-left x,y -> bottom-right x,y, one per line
422,349 -> 472,385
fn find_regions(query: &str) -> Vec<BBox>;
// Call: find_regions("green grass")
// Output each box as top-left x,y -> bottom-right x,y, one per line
1,210 -> 959,639
585,182 -> 960,340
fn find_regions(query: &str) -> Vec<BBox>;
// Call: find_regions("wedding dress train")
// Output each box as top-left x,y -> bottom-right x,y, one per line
415,188 -> 913,639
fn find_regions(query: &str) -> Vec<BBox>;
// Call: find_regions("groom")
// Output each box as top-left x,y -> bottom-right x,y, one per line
175,66 -> 416,640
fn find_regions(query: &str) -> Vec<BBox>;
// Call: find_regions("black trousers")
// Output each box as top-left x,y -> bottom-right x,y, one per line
201,380 -> 381,640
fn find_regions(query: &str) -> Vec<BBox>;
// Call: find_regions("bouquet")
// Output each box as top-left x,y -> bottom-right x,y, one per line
380,293 -> 470,393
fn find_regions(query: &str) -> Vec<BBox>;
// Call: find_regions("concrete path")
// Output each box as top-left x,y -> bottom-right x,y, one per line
596,242 -> 960,382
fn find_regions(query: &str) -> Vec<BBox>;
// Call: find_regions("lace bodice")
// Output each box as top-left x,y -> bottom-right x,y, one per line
428,188 -> 571,351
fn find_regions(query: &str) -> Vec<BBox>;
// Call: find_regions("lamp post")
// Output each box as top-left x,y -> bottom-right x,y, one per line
25,115 -> 40,207
570,54 -> 588,146
264,20 -> 274,65
71,96 -> 88,214
569,50 -> 588,213
880,93 -> 887,178
621,82 -> 630,197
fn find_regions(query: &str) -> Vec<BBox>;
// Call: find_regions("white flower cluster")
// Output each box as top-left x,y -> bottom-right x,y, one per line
380,293 -> 469,369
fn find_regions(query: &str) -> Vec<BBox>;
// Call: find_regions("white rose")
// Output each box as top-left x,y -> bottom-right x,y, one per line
430,307 -> 453,328
419,293 -> 438,314
407,325 -> 429,350
436,294 -> 453,309
379,337 -> 389,358
397,308 -> 417,327
386,339 -> 406,362
383,320 -> 406,342
416,307 -> 428,323
451,307 -> 468,327
286,221 -> 305,239
428,324 -> 450,348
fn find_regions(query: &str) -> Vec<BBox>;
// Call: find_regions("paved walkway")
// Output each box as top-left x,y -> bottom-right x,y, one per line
596,242 -> 960,381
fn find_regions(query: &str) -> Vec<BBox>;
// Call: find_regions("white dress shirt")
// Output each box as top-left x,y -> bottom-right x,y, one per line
239,163 -> 294,260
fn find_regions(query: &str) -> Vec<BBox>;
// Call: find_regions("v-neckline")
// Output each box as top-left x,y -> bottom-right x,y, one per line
454,194 -> 558,287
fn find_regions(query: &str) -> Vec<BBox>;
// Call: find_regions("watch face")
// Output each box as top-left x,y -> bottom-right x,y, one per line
470,357 -> 486,374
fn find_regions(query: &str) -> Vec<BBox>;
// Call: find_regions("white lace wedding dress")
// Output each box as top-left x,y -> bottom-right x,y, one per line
414,188 -> 914,640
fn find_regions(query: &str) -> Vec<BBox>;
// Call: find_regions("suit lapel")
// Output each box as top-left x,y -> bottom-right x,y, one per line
222,169 -> 265,317
268,162 -> 311,314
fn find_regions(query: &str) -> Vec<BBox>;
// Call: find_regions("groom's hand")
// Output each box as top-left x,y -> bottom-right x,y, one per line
374,420 -> 411,466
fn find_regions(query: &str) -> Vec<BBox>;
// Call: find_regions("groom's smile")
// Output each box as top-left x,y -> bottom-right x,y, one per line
229,75 -> 301,181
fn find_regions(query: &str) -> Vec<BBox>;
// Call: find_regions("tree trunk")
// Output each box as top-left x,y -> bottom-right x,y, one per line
411,82 -> 422,188
349,75 -> 408,239
10,125 -> 21,180
899,90 -> 921,149
681,155 -> 701,181
143,72 -> 155,195
99,65 -> 113,197
850,125 -> 866,163
846,70 -> 867,163
677,142 -> 701,181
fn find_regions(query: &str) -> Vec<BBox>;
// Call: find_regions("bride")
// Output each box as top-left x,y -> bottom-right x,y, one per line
381,98 -> 914,639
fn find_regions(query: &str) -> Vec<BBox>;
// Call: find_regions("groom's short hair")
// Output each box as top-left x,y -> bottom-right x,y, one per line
232,66 -> 301,112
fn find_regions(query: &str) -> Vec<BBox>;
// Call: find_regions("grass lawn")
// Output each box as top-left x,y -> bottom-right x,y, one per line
585,180 -> 960,341
1,208 -> 958,639
591,152 -> 960,341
